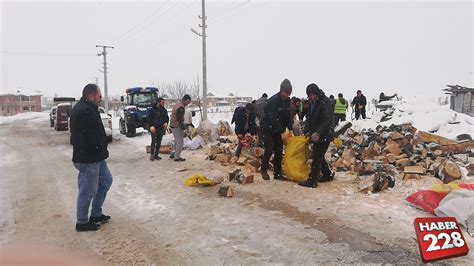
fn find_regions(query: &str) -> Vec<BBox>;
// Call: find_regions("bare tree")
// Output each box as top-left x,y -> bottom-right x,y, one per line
191,75 -> 203,121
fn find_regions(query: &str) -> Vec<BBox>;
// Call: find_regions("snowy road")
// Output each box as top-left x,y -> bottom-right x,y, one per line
1,115 -> 471,264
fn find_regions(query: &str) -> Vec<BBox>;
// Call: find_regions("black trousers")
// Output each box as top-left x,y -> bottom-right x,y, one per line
309,142 -> 331,181
355,106 -> 366,120
261,131 -> 283,174
334,113 -> 346,126
150,131 -> 164,157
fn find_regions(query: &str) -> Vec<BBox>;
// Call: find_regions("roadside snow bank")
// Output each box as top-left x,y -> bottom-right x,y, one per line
0,112 -> 49,125
352,96 -> 474,140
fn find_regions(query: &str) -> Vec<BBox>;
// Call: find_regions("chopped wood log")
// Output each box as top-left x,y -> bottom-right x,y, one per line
384,144 -> 402,156
417,131 -> 457,145
248,159 -> 261,168
159,145 -> 172,154
342,148 -> 356,161
146,145 -> 151,153
385,138 -> 397,147
386,153 -> 397,164
436,141 -> 474,154
236,156 -> 248,165
404,166 -> 426,175
403,173 -> 421,180
374,155 -> 389,164
242,174 -> 254,184
392,131 -> 404,140
421,149 -> 428,158
217,154 -> 232,163
395,158 -> 412,167
218,186 -> 235,197
395,154 -> 408,160
230,156 -> 239,164
468,163 -> 474,176
433,150 -> 443,157
245,163 -> 258,173
253,147 -> 264,158
354,135 -> 364,145
443,160 -> 461,179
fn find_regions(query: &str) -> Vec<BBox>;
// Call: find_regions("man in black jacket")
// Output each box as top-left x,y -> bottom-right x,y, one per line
260,79 -> 293,181
147,97 -> 169,161
231,103 -> 257,156
351,90 -> 367,120
300,84 -> 335,188
70,84 -> 113,231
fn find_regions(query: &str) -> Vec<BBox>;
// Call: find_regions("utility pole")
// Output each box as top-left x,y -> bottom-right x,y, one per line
96,45 -> 114,114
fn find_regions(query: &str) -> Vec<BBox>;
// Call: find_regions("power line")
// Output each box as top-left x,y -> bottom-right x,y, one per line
1,50 -> 96,57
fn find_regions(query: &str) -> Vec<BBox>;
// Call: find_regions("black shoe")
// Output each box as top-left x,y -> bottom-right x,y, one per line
149,155 -> 155,161
274,174 -> 288,181
155,155 -> 162,160
90,214 -> 111,224
169,153 -> 175,159
260,170 -> 270,181
174,158 -> 185,162
299,179 -> 318,188
76,221 -> 100,231
318,172 -> 335,182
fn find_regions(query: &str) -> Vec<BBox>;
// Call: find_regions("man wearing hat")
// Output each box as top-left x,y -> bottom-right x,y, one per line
300,83 -> 335,188
260,79 -> 293,181
351,90 -> 367,120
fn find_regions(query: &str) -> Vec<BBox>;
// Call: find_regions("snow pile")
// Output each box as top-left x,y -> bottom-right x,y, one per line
352,96 -> 474,140
0,112 -> 49,125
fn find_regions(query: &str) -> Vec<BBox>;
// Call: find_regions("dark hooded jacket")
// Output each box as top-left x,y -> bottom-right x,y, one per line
352,94 -> 367,107
147,104 -> 169,133
232,107 -> 257,135
261,93 -> 292,135
304,94 -> 335,143
70,98 -> 109,163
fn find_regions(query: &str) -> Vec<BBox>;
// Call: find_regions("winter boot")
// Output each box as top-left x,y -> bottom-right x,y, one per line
260,170 -> 270,181
90,214 -> 111,224
76,221 -> 100,232
150,154 -> 155,161
299,178 -> 318,188
274,173 -> 288,181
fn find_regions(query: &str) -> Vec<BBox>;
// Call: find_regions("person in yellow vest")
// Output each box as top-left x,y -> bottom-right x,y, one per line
334,93 -> 348,126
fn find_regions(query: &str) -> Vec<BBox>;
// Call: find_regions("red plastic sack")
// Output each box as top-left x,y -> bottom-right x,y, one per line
406,190 -> 449,214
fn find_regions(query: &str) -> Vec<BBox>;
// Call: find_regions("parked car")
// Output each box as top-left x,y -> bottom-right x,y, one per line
68,106 -> 113,144
49,106 -> 57,127
54,103 -> 72,131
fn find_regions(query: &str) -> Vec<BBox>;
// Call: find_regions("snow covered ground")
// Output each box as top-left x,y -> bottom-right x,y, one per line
0,112 -> 49,126
352,96 -> 474,140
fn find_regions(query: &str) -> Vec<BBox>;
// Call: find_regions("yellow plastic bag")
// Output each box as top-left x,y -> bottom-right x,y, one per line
431,183 -> 461,193
184,174 -> 216,187
283,136 -> 310,183
333,137 -> 343,148
191,127 -> 197,138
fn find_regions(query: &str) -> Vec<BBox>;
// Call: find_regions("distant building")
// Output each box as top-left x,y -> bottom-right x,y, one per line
206,92 -> 252,107
443,85 -> 474,117
0,91 -> 42,116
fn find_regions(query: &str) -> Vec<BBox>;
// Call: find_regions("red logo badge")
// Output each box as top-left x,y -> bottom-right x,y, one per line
414,217 -> 469,263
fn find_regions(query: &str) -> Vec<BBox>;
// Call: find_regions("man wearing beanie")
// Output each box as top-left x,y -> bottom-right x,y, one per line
300,83 -> 335,188
260,79 -> 293,181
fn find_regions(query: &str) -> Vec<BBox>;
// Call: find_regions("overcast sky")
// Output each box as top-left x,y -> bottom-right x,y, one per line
1,0 -> 472,101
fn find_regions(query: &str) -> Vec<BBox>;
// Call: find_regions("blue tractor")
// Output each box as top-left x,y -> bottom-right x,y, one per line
119,87 -> 159,137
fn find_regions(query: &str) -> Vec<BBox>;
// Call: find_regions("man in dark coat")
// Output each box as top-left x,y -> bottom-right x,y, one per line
231,103 -> 257,156
300,83 -> 335,188
147,97 -> 169,161
254,93 -> 268,147
70,83 -> 113,231
379,92 -> 398,103
351,90 -> 367,120
260,79 -> 293,181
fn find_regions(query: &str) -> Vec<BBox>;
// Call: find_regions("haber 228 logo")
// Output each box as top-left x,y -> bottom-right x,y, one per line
414,217 -> 469,263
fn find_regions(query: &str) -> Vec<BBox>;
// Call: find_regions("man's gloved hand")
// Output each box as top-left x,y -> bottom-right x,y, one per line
310,132 -> 320,142
358,105 -> 363,110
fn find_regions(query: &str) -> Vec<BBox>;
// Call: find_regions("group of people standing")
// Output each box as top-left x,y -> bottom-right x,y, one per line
231,79 -> 337,188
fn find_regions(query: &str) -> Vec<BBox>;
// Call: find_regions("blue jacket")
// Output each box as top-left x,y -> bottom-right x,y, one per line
261,93 -> 292,135
147,105 -> 169,133
232,107 -> 257,135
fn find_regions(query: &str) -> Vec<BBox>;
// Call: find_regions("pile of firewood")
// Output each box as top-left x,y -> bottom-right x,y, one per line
205,136 -> 265,183
332,123 -> 473,188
